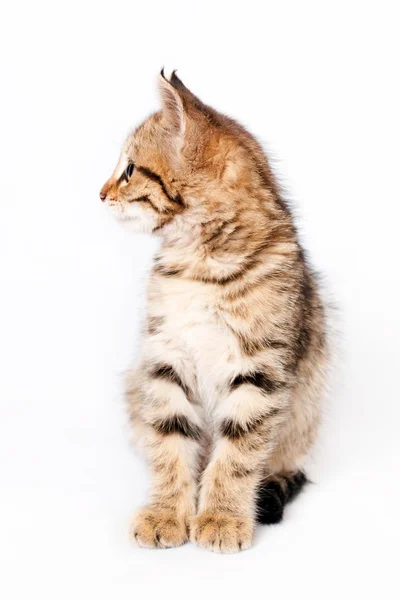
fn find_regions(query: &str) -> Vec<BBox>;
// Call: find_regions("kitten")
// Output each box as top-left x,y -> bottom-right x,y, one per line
100,71 -> 328,553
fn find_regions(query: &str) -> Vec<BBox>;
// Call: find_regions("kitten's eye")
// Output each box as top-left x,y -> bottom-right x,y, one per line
125,163 -> 135,180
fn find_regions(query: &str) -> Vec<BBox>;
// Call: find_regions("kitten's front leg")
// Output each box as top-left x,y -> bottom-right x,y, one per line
127,364 -> 202,549
191,378 -> 288,553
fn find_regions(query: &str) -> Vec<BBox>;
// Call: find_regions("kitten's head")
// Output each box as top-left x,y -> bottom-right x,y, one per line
100,71 -> 276,236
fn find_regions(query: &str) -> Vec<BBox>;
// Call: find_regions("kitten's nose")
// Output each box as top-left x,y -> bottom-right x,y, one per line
99,191 -> 107,202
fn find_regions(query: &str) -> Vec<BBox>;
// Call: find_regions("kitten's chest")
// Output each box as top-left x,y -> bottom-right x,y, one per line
148,276 -> 238,404
158,278 -> 224,355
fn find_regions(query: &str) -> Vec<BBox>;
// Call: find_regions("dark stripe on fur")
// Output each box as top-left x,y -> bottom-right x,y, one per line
153,263 -> 183,277
127,194 -> 170,213
231,372 -> 286,394
292,271 -> 313,367
237,334 -> 290,357
152,415 -> 201,440
220,409 -> 280,440
231,464 -> 255,478
147,316 -> 165,336
195,258 -> 260,286
137,166 -> 185,207
256,472 -> 308,524
151,364 -> 189,396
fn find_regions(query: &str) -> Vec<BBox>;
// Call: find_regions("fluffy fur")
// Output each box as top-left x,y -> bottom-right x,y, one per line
100,71 -> 329,553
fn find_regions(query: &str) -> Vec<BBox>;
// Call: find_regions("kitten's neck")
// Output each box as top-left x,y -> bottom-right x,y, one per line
154,200 -> 296,284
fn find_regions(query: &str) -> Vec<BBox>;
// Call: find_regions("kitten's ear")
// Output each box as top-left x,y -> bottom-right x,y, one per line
159,70 -> 185,145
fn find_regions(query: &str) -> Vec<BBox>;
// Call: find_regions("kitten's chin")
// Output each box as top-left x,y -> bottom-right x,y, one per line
117,217 -> 155,233
106,204 -> 157,234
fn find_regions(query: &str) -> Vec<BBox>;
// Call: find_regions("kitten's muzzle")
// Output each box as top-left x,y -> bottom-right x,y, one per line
100,190 -> 107,202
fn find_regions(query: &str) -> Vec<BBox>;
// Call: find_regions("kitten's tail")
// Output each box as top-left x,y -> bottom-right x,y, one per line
256,471 -> 308,524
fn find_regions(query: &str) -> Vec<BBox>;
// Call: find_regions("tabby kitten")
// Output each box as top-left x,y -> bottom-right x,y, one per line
100,71 -> 328,553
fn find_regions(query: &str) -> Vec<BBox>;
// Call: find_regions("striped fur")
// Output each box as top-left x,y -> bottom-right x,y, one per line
101,71 -> 329,553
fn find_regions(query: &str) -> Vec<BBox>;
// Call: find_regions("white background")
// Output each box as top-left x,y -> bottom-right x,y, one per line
1,1 -> 399,598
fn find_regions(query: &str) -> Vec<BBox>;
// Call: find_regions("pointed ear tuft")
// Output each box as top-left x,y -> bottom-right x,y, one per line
158,71 -> 185,143
170,69 -> 182,88
168,72 -> 201,111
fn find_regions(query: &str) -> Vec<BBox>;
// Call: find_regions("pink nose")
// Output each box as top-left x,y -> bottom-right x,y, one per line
100,191 -> 107,202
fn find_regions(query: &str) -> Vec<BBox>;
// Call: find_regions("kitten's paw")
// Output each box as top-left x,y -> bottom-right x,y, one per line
190,512 -> 254,553
130,507 -> 189,549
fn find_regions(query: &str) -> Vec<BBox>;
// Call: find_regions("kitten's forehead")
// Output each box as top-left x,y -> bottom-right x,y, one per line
125,112 -> 161,155
123,112 -> 166,171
